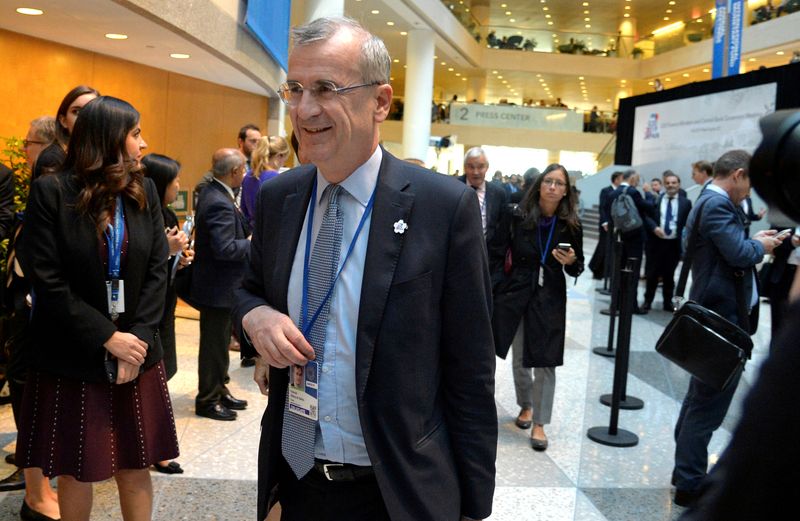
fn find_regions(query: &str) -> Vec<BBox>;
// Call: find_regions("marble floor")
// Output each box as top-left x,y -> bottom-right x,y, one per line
0,238 -> 774,520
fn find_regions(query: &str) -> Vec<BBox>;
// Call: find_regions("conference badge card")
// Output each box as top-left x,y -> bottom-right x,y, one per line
287,361 -> 318,420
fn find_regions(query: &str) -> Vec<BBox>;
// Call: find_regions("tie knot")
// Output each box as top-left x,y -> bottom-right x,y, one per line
324,184 -> 343,205
472,185 -> 478,190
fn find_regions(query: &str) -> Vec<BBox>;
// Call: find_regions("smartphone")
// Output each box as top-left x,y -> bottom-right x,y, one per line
776,228 -> 793,240
557,243 -> 571,251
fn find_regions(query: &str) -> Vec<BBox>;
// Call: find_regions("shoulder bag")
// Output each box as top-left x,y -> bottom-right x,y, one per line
655,200 -> 754,391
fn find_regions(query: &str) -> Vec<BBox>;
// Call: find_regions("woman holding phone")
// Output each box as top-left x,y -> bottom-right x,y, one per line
17,96 -> 178,520
491,164 -> 584,451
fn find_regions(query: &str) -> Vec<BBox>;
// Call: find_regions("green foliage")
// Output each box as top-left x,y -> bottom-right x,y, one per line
0,136 -> 31,278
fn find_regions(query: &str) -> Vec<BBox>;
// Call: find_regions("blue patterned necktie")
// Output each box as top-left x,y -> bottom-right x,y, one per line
664,196 -> 674,236
282,184 -> 343,479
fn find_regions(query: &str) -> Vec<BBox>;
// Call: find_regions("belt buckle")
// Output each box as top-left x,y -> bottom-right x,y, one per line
322,463 -> 344,481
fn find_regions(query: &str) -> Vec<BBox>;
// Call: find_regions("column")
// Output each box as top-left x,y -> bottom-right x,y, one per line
267,101 -> 286,143
466,75 -> 487,103
402,28 -> 435,161
618,19 -> 636,57
303,0 -> 344,20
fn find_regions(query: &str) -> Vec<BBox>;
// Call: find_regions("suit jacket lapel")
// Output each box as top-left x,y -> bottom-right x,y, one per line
273,169 -> 315,313
355,153 -> 414,400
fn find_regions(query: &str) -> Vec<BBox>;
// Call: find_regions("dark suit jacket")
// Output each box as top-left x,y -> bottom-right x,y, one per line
19,172 -> 168,383
598,185 -> 615,228
0,164 -> 15,242
686,190 -> 764,327
457,175 -> 509,246
190,180 -> 250,309
645,194 -> 692,243
233,150 -> 497,521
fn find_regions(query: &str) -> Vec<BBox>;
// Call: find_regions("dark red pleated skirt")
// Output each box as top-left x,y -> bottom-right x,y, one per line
16,362 -> 179,482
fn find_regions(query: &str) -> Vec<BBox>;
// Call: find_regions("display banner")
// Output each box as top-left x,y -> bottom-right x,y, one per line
727,0 -> 744,76
449,103 -> 583,132
245,0 -> 291,72
712,0 -> 729,79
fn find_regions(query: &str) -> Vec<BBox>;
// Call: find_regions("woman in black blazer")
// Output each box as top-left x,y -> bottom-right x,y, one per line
492,164 -> 584,451
17,96 -> 178,520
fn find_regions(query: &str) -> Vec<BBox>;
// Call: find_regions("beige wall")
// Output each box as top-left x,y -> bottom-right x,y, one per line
0,29 -> 269,210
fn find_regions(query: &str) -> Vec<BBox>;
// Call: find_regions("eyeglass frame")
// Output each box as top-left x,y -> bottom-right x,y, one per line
277,80 -> 383,107
23,139 -> 48,148
542,178 -> 567,188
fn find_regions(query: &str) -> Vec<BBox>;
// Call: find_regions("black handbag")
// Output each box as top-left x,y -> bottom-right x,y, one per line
655,201 -> 754,391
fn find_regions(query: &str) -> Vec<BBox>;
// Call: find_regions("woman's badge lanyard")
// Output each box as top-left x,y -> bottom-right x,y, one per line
105,196 -> 125,320
537,216 -> 557,287
300,182 -> 377,339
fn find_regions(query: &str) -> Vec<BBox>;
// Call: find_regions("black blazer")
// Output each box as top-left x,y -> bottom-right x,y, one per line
0,164 -> 14,242
457,175 -> 509,246
598,185 -> 615,228
190,180 -> 250,309
645,194 -> 692,241
233,150 -> 497,521
19,172 -> 168,383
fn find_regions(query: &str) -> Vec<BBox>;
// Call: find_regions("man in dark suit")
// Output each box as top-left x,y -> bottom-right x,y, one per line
609,169 -> 654,313
233,17 -> 497,521
642,172 -> 691,311
459,147 -> 509,283
191,148 -> 251,421
672,150 -> 784,507
589,171 -> 622,279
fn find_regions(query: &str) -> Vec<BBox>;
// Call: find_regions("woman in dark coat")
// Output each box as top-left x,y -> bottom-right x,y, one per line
17,96 -> 178,520
492,163 -> 584,451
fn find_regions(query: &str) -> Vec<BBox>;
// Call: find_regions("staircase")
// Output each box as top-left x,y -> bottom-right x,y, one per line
582,205 -> 600,240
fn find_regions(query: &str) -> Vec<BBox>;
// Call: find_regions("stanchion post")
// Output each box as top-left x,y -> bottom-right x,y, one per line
587,263 -> 639,448
593,235 -> 623,357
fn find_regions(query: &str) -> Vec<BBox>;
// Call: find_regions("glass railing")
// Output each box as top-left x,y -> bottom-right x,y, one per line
442,0 -> 800,60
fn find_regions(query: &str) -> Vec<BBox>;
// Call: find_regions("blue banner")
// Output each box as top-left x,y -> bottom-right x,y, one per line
245,0 -> 292,72
712,0 -> 728,79
727,0 -> 744,76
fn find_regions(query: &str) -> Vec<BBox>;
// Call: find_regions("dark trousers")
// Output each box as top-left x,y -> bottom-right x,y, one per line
196,306 -> 231,406
279,459 -> 390,521
644,237 -> 681,306
673,368 -> 742,492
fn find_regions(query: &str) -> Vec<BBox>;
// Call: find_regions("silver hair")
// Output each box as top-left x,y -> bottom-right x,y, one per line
464,146 -> 488,162
291,17 -> 391,84
212,150 -> 245,178
30,116 -> 56,143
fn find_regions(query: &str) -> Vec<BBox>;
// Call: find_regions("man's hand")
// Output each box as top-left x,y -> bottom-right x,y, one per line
654,227 -> 666,239
754,229 -> 785,255
253,356 -> 269,396
242,305 -> 314,368
602,222 -> 608,232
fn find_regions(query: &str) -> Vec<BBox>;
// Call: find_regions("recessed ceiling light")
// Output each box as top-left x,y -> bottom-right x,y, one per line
455,73 -> 461,76
544,6 -> 549,10
777,51 -> 785,55
433,55 -> 438,59
505,11 -> 512,15
579,76 -> 584,80
545,14 -> 551,18
669,0 -> 676,4
648,81 -> 654,85
665,77 -> 672,81
386,21 -> 394,26
501,3 -> 507,7
664,16 -> 670,20
509,18 -> 516,22
16,7 -> 43,15
390,77 -> 394,81
498,75 -> 504,79
621,79 -> 626,83
448,67 -> 454,71
585,24 -> 591,28
548,21 -> 553,25
666,9 -> 672,13
584,9 -> 590,13
493,70 -> 499,74
393,59 -> 400,63
441,61 -> 446,65
400,31 -> 408,36
748,57 -> 756,62
625,5 -> 631,9
170,53 -> 190,59
583,1 -> 589,5
371,10 -> 379,14
702,68 -> 710,72
462,78 -> 467,81
682,73 -> 690,77
105,33 -> 128,40
624,13 -> 630,17
585,17 -> 591,21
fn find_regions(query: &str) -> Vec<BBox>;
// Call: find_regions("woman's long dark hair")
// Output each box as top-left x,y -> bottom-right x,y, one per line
63,96 -> 146,234
55,85 -> 100,148
520,163 -> 580,232
141,153 -> 180,207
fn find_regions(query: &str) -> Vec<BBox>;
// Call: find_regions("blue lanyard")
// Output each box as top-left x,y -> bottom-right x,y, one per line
300,181 -> 377,336
104,195 -> 125,280
537,216 -> 557,267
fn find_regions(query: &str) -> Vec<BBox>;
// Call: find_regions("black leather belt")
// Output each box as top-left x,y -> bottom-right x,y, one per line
313,460 -> 374,481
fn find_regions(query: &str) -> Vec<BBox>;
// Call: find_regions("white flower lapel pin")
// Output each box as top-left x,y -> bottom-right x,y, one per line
393,219 -> 409,235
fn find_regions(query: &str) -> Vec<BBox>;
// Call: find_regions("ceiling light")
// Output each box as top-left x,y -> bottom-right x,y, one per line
579,76 -> 584,80
625,5 -> 631,9
509,18 -> 516,22
624,13 -> 630,17
665,77 -> 672,81
544,6 -> 549,10
400,31 -> 408,36
493,70 -> 499,74
702,68 -> 710,72
669,0 -> 676,4
105,33 -> 128,40
648,81 -> 654,86
448,67 -> 454,71
170,53 -> 190,59
682,73 -> 690,77
462,78 -> 467,81
497,75 -> 504,79
777,51 -> 785,55
585,24 -> 591,28
393,59 -> 400,63
664,16 -> 670,20
441,61 -> 446,65
584,10 -> 590,14
386,21 -> 394,26
390,77 -> 394,81
666,9 -> 672,13
455,73 -> 461,76
501,3 -> 507,7
371,10 -> 379,14
505,10 -> 512,15
748,57 -> 756,62
16,7 -> 43,15
583,1 -> 589,5
585,17 -> 591,21
548,21 -> 553,24
545,14 -> 551,18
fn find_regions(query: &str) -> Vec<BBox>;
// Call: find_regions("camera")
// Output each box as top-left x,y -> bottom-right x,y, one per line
750,109 -> 800,221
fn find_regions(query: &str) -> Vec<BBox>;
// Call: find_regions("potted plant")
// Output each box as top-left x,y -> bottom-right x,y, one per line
0,137 -> 30,278
631,47 -> 644,59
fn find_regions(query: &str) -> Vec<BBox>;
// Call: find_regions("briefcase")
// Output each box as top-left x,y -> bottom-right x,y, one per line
655,301 -> 752,391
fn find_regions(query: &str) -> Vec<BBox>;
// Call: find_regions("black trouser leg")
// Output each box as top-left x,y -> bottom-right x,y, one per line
196,306 -> 232,407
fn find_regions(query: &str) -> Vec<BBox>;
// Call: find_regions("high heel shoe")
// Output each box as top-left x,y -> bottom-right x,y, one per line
20,500 -> 60,521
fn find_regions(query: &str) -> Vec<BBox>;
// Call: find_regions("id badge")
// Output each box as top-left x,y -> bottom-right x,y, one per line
538,267 -> 545,287
287,361 -> 318,421
106,279 -> 125,318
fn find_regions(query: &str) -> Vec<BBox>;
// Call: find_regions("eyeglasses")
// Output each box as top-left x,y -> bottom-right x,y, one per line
278,80 -> 382,107
542,179 -> 567,188
23,139 -> 47,147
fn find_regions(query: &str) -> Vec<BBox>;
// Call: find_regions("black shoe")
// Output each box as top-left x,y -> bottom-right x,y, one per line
674,488 -> 701,507
641,302 -> 652,312
632,307 -> 649,315
221,392 -> 248,410
663,303 -> 675,312
0,467 -> 25,492
20,500 -> 59,521
195,402 -> 237,421
152,460 -> 184,474
514,409 -> 532,429
240,357 -> 256,368
4,453 -> 15,466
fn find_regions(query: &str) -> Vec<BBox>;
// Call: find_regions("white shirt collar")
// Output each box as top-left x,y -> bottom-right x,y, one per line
706,183 -> 730,199
212,177 -> 235,199
315,147 -> 382,208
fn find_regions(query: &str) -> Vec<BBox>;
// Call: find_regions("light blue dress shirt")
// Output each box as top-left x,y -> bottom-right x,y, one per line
286,147 -> 382,466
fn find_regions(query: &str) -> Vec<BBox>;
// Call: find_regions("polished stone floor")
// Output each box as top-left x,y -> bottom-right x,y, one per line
0,237 -> 774,520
